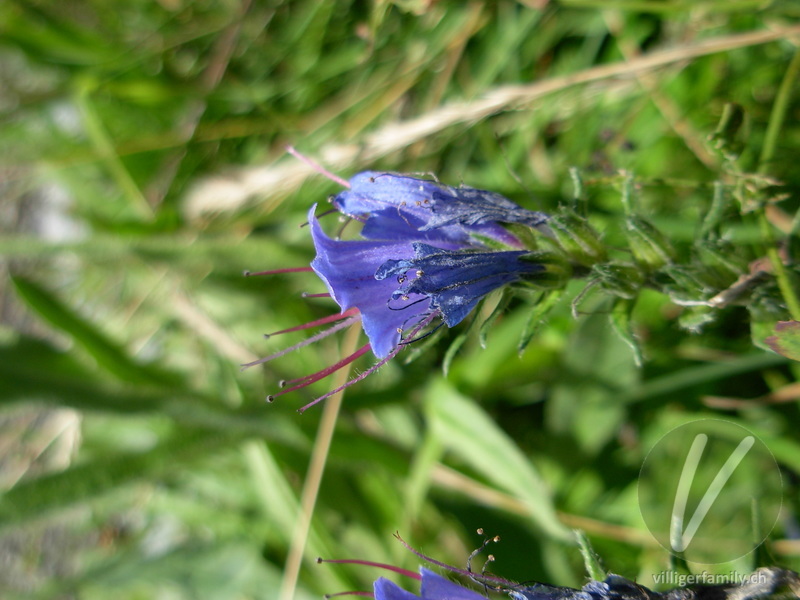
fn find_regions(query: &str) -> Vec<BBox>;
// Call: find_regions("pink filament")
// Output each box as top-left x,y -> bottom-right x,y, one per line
241,316 -> 359,369
318,558 -> 420,581
298,312 -> 439,413
286,145 -> 351,189
245,267 -> 314,276
297,345 -> 399,413
268,343 -> 372,400
267,307 -> 359,337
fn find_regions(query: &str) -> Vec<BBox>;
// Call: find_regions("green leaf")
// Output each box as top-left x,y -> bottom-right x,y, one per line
609,298 -> 643,367
11,275 -> 178,387
518,290 -> 563,354
0,336 -> 302,444
425,378 -> 571,541
575,530 -> 607,581
442,331 -> 469,377
0,429 -> 236,533
549,311 -> 636,453
479,290 -> 512,349
0,335 -> 161,412
764,320 -> 800,361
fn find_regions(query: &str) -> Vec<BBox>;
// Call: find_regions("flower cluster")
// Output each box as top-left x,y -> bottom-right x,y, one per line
335,561 -> 799,600
320,529 -> 800,600
372,567 -> 799,600
247,170 -> 555,411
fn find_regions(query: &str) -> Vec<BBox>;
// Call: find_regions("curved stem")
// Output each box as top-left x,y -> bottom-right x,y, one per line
758,47 -> 800,320
278,323 -> 362,600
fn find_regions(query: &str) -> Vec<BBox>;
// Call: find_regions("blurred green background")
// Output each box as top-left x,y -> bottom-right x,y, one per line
2,1 -> 800,598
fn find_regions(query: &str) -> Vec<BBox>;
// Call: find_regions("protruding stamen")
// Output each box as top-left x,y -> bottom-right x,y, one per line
301,208 -> 339,227
241,315 -> 360,369
298,312 -> 438,413
266,307 -> 359,337
286,145 -> 351,189
245,267 -> 315,276
324,591 -> 373,598
467,530 -> 500,577
302,292 -> 332,298
318,558 -> 420,581
398,321 -> 444,346
298,355 -> 392,414
392,532 -> 512,588
270,343 -> 372,399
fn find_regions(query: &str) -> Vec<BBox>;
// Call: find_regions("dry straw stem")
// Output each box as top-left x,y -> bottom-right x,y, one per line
185,25 -> 800,220
431,463 -> 658,547
277,322 -> 361,600
432,463 -> 800,555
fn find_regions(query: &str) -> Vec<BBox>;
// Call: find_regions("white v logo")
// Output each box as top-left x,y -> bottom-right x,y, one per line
669,433 -> 755,552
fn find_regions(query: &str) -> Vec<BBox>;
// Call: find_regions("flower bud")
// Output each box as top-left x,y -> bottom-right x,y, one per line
695,240 -> 746,288
707,102 -> 745,161
625,216 -> 676,271
593,262 -> 645,300
544,210 -> 607,266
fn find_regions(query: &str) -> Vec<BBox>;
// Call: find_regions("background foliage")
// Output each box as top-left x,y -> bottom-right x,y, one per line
2,1 -> 800,598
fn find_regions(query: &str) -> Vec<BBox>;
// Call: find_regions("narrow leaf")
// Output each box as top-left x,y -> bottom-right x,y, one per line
609,298 -> 644,367
11,275 -> 177,386
518,290 -> 563,354
426,378 -> 570,541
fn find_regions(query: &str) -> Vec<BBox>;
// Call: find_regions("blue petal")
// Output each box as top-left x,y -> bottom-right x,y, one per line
308,206 -> 431,358
509,585 -> 593,600
581,580 -> 611,597
374,578 -> 420,600
588,575 -> 649,600
333,172 -> 520,248
423,185 -> 549,231
419,569 -> 486,600
511,576 -> 657,600
376,244 -> 543,327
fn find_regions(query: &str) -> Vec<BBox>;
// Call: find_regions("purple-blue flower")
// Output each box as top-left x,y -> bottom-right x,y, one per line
375,243 -> 545,328
249,170 -> 552,411
374,569 -> 767,600
375,569 -> 487,600
320,539 -> 797,600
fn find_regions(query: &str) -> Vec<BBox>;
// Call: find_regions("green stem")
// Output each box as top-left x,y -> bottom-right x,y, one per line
759,211 -> 800,320
758,48 -> 800,175
757,47 -> 800,319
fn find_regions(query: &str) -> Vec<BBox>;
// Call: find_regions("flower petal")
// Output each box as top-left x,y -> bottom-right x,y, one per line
333,172 -> 520,248
423,185 -> 549,231
376,244 -> 544,327
308,205 -> 432,358
419,569 -> 487,600
508,585 -> 592,600
374,578 -> 420,600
